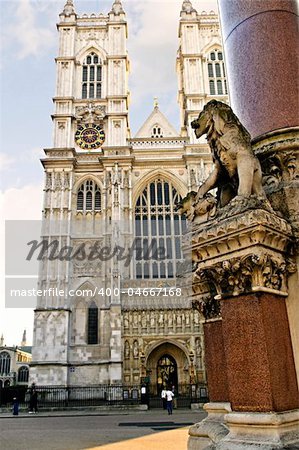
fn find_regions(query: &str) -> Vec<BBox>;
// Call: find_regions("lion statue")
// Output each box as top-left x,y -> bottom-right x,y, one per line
191,100 -> 265,207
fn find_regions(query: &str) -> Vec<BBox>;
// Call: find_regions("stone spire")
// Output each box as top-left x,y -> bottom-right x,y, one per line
110,0 -> 124,15
0,334 -> 4,346
181,0 -> 197,14
21,329 -> 27,347
60,0 -> 76,18
154,97 -> 159,109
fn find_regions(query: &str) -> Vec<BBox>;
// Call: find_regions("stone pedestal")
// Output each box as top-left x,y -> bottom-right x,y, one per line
188,204 -> 299,449
217,410 -> 299,450
188,402 -> 231,450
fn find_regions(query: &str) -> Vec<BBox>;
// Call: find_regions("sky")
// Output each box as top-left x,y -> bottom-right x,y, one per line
0,0 -> 218,346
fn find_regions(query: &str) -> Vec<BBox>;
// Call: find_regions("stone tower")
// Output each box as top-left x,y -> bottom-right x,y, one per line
177,2 -> 228,190
30,0 -> 130,385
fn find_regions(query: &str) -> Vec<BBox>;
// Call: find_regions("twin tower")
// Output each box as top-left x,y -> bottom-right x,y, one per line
30,0 -> 228,390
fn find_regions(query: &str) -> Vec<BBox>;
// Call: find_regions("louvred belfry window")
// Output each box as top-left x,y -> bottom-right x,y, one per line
207,50 -> 227,96
82,53 -> 102,99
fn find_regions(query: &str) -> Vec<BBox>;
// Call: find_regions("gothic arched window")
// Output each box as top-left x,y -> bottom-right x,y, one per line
17,366 -> 29,383
87,301 -> 98,345
82,52 -> 102,99
0,352 -> 11,375
76,180 -> 101,212
134,178 -> 186,279
207,49 -> 227,95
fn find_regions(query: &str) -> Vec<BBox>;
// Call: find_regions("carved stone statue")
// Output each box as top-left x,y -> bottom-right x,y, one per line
176,191 -> 217,222
191,100 -> 265,207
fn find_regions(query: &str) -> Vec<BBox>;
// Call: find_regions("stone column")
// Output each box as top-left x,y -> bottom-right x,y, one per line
190,207 -> 299,449
188,291 -> 230,449
217,0 -> 298,138
221,292 -> 298,413
218,0 -> 299,394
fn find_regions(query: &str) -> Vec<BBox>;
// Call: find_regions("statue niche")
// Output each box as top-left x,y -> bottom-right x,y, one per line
178,100 -> 267,222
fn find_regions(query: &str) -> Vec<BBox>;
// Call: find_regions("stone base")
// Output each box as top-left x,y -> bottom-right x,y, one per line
216,410 -> 299,450
188,402 -> 232,450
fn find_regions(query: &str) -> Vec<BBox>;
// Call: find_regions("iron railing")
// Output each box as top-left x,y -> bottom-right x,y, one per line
0,383 -> 208,409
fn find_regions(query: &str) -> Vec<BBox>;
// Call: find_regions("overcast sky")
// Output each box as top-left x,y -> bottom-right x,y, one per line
0,0 -> 218,346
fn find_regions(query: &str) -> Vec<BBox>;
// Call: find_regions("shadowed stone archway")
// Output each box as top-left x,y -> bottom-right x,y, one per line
145,342 -> 189,396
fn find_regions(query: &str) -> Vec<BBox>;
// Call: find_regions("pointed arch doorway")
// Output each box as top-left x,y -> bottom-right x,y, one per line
146,341 -> 189,396
156,354 -> 178,392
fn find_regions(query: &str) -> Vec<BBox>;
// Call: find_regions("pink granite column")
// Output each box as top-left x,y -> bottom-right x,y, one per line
204,319 -> 229,403
220,292 -> 299,412
218,0 -> 299,139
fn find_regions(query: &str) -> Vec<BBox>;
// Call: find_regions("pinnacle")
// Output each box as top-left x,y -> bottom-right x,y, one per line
181,0 -> 197,13
62,0 -> 76,16
110,0 -> 124,15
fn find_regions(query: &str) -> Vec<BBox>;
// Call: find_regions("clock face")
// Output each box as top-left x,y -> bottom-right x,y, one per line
75,124 -> 105,150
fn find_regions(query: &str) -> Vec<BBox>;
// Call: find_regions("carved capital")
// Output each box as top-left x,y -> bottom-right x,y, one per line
195,253 -> 294,298
189,207 -> 296,300
192,296 -> 221,320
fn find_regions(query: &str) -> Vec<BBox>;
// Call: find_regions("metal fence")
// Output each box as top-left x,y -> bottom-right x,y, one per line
0,383 -> 208,409
0,384 -> 142,409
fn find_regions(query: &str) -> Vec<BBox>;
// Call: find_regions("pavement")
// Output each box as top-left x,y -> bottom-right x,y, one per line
89,426 -> 191,450
0,408 -> 206,450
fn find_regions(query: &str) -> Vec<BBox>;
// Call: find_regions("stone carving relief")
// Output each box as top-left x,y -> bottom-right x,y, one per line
63,172 -> 70,190
262,151 -> 299,188
122,309 -> 198,335
133,340 -> 139,358
194,253 -> 291,298
192,296 -> 221,320
124,340 -> 130,359
72,240 -> 103,276
54,172 -> 63,190
75,103 -> 106,125
45,173 -> 53,190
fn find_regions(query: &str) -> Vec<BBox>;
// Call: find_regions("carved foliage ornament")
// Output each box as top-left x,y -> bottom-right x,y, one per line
192,296 -> 221,320
195,254 -> 292,298
261,151 -> 298,188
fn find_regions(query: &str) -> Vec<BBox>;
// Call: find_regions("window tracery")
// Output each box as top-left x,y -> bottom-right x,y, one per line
0,352 -> 10,375
76,180 -> 101,213
17,366 -> 29,383
207,49 -> 227,96
82,52 -> 102,99
134,178 -> 186,279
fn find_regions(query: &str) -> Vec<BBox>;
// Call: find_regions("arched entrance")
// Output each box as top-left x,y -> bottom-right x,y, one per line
157,354 -> 178,392
146,341 -> 189,396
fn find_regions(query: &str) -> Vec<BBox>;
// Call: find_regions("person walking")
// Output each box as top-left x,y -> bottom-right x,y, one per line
28,383 -> 38,414
12,397 -> 19,416
161,387 -> 167,410
165,387 -> 174,415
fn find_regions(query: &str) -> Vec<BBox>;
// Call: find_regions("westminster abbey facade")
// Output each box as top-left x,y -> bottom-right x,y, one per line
30,0 -> 228,394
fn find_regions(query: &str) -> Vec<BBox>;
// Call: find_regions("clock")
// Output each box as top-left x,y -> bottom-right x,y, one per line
75,124 -> 105,150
